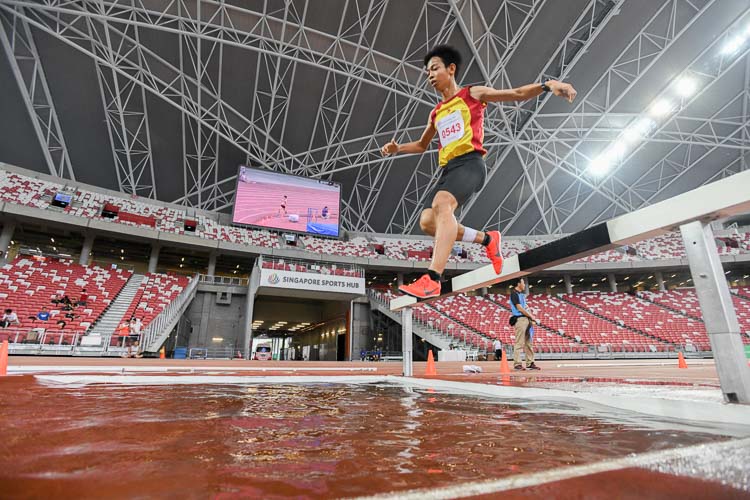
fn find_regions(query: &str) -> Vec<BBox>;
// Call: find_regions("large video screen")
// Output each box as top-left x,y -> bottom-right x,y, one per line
232,166 -> 341,237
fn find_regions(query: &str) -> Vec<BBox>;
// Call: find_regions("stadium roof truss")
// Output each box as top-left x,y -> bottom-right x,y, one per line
0,0 -> 748,235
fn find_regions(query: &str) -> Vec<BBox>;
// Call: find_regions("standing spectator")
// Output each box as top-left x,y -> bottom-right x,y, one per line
1,308 -> 20,328
509,278 -> 540,371
77,288 -> 88,307
37,307 -> 50,322
130,317 -> 143,340
117,320 -> 130,346
493,338 -> 503,361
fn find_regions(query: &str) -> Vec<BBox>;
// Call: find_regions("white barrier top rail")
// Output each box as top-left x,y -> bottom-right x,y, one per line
391,169 -> 750,311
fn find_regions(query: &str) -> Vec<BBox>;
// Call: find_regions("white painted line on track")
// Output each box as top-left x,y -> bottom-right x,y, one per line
346,437 -> 750,500
33,374 -> 390,386
555,361 -> 715,368
12,365 -> 378,374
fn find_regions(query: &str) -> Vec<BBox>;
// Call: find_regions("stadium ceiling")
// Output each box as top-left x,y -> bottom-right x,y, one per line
0,0 -> 749,236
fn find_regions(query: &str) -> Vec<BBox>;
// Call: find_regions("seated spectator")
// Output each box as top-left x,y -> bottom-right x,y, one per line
77,288 -> 88,307
37,307 -> 50,321
0,308 -> 20,328
122,340 -> 143,359
61,298 -> 74,312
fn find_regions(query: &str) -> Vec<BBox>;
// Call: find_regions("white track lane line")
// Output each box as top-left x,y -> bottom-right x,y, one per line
12,365 -> 378,374
555,361 -> 715,368
346,437 -> 750,500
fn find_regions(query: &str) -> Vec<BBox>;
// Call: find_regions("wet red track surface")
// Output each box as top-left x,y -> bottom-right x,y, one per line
1,358 -> 748,499
474,468 -> 750,500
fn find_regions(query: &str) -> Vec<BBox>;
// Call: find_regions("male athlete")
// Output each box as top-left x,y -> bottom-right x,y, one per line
381,45 -> 577,298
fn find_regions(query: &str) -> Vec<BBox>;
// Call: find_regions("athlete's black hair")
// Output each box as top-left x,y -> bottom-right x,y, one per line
423,45 -> 462,76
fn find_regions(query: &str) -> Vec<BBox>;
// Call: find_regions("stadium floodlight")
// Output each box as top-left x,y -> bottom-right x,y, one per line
610,140 -> 628,159
589,155 -> 614,176
721,34 -> 746,55
623,118 -> 655,143
649,99 -> 674,118
674,76 -> 697,97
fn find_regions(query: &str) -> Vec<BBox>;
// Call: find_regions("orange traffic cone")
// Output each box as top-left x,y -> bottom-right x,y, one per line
678,352 -> 688,369
159,346 -> 166,359
0,340 -> 8,376
425,349 -> 437,376
500,349 -> 510,375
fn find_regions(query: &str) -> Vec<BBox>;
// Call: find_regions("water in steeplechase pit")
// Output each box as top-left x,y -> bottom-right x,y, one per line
1,375 -> 748,499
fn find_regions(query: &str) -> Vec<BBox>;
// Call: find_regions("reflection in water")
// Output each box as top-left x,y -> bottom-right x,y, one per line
0,375 -> 735,499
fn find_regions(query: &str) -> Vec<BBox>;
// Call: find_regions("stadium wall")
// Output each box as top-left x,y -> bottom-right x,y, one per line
183,290 -> 248,351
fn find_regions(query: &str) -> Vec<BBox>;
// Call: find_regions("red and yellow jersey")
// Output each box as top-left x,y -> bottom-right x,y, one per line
429,86 -> 487,166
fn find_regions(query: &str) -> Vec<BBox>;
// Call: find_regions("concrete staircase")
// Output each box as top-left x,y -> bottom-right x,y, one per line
367,293 -> 480,352
88,274 -> 146,336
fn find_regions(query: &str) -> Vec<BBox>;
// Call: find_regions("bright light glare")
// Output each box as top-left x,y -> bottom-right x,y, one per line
589,155 -> 613,176
721,35 -> 746,55
674,76 -> 697,97
610,141 -> 627,159
635,117 -> 654,135
649,99 -> 674,117
622,118 -> 653,142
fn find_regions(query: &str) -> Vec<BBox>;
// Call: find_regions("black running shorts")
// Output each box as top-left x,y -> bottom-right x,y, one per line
423,151 -> 487,210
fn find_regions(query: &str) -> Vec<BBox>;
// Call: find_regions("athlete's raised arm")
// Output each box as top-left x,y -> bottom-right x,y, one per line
380,118 -> 436,156
470,80 -> 577,104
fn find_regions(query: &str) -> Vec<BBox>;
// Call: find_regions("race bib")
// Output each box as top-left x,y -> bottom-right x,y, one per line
436,110 -> 464,147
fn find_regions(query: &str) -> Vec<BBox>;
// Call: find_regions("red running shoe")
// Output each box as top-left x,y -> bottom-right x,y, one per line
485,230 -> 504,274
398,273 -> 441,299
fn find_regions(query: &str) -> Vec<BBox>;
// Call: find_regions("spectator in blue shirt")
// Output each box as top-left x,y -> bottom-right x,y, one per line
37,307 -> 50,321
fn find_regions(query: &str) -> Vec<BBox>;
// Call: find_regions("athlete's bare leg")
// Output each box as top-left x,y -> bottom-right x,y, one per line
425,191 -> 462,275
420,208 -> 486,244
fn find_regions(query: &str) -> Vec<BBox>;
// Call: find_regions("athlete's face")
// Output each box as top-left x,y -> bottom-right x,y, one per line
425,56 -> 455,91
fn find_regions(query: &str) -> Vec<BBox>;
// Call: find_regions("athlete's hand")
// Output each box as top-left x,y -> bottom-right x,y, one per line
547,80 -> 577,103
381,140 -> 398,156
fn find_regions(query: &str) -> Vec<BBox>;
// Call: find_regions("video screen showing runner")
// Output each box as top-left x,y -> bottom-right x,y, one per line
233,166 -> 342,237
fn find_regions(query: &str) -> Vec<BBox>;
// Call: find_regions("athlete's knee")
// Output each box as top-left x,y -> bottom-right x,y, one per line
419,209 -> 435,235
431,191 -> 457,214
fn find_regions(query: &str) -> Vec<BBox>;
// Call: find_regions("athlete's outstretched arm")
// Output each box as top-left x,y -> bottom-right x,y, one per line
470,80 -> 577,103
380,119 -> 436,157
